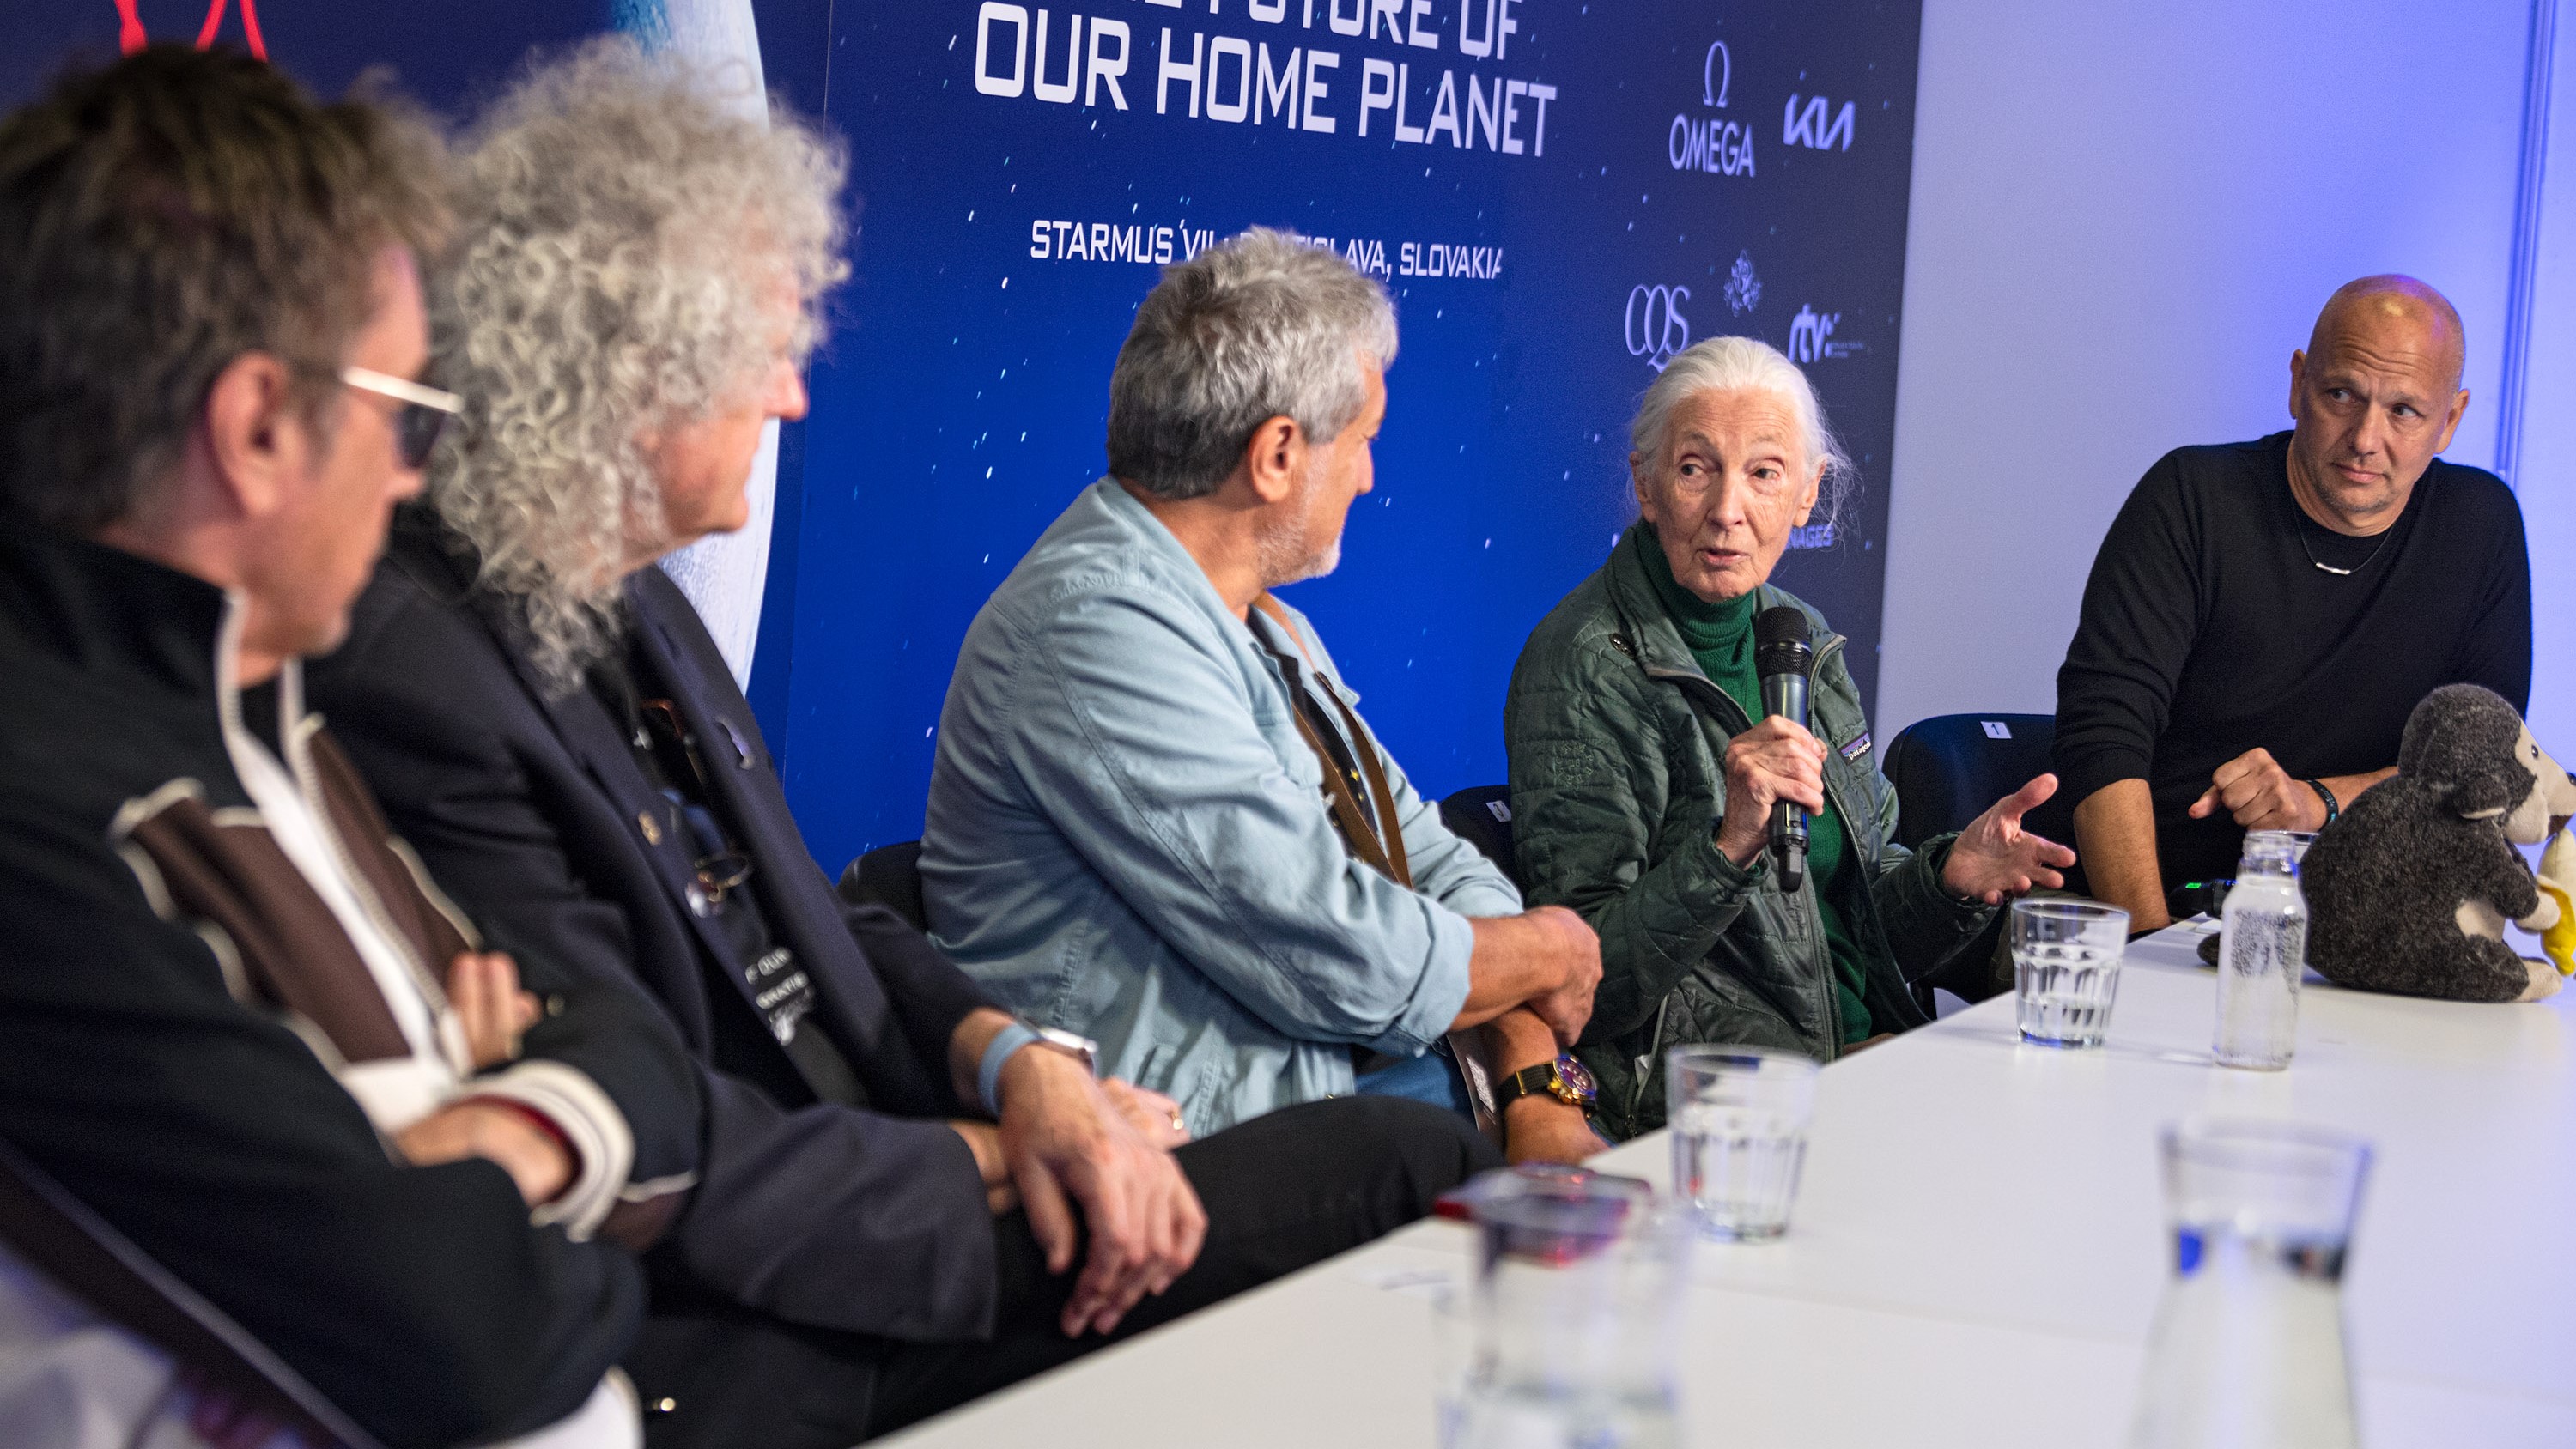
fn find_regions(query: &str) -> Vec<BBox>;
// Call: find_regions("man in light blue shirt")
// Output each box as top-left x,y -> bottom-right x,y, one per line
925,229 -> 1602,1159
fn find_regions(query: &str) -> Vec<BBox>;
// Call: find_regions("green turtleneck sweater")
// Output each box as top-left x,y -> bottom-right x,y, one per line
1637,528 -> 1874,1046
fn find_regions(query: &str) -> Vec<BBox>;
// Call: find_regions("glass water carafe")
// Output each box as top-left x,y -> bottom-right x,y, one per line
2129,1119 -> 2372,1449
1455,1179 -> 1687,1449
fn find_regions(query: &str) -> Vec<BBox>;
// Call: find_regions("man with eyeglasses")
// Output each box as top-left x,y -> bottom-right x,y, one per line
0,45 -> 700,1448
342,363 -> 468,470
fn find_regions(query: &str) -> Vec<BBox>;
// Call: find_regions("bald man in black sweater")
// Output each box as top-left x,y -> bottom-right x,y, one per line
2054,276 -> 2533,931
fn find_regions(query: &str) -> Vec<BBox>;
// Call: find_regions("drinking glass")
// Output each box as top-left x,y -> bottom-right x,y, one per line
2013,899 -> 2130,1047
2129,1119 -> 2372,1449
2215,832 -> 2308,1070
1452,1176 -> 1685,1449
1666,1046 -> 1818,1241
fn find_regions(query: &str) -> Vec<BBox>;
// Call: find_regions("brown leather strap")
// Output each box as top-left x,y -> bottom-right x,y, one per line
1327,687 -> 1413,888
1251,596 -> 1411,888
1250,596 -> 1498,1143
1280,700 -> 1407,887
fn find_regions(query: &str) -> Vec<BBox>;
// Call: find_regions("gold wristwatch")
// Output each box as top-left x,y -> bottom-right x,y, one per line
1492,1052 -> 1600,1110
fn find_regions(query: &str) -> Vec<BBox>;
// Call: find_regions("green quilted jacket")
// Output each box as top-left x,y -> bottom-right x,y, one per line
1504,524 -> 1993,1139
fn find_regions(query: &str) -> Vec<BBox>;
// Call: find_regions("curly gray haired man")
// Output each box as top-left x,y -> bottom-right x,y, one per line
926,227 -> 1609,1164
310,60 -> 1504,1449
426,37 -> 847,687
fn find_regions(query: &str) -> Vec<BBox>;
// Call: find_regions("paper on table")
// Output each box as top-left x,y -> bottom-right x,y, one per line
1348,1264 -> 1454,1300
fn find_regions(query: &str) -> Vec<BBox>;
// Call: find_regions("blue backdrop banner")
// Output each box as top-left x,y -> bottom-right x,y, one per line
775,0 -> 1923,872
4,0 -> 1920,879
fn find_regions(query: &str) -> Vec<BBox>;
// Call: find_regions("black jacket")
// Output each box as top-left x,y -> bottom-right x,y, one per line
0,524 -> 658,1449
308,512 -> 1005,1342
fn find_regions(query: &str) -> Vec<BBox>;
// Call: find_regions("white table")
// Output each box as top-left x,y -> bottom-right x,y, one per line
884,927 -> 2576,1447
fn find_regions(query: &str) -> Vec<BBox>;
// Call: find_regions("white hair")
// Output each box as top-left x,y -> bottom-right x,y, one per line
1106,227 -> 1398,500
426,37 -> 848,688
1630,336 -> 1854,530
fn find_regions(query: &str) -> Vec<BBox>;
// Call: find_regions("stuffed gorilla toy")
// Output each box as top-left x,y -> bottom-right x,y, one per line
2302,684 -> 2576,1003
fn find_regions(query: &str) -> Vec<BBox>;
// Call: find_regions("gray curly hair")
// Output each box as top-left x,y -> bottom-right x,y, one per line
428,37 -> 848,686
1630,335 -> 1855,536
1107,227 -> 1398,500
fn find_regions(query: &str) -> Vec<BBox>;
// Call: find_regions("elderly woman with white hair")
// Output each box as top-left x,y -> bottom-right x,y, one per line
1504,337 -> 2074,1140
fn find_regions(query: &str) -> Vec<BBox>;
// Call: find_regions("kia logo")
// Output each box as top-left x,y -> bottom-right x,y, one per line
1625,284 -> 1691,371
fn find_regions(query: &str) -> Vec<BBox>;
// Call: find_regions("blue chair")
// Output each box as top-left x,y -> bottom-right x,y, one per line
1881,712 -> 2081,888
1880,713 -> 2088,1004
1438,784 -> 1522,891
838,840 -> 928,931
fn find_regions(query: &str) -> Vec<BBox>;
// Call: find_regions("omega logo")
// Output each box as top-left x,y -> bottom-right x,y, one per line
1668,37 -> 1753,177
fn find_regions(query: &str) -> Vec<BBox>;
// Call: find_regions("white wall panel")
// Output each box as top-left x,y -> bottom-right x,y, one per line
1879,0 -> 2537,748
2515,3 -> 2573,755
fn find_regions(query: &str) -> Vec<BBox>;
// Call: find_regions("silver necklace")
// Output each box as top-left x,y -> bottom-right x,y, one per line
2289,464 -> 2396,575
2295,518 -> 2392,576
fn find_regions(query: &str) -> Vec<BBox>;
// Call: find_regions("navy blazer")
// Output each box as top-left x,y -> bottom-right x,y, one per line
309,512 -> 1003,1341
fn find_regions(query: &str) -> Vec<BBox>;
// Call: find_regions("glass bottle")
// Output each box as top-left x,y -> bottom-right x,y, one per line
2215,831 -> 2307,1070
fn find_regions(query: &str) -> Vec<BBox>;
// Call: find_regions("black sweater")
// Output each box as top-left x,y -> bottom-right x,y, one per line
2052,432 -> 2530,891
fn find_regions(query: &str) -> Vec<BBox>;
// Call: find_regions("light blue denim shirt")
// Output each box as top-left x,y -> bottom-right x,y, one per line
921,479 -> 1522,1134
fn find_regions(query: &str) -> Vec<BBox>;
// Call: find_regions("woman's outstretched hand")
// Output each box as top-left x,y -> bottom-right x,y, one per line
1941,773 -> 2078,906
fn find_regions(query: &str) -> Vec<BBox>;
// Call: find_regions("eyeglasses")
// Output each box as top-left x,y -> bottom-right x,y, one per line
339,366 -> 463,470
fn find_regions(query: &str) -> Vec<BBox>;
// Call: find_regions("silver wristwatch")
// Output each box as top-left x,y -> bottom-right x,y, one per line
1027,1022 -> 1099,1076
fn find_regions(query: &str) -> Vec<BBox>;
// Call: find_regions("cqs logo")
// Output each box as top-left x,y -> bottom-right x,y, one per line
1723,251 -> 1761,316
1783,93 -> 1855,151
1625,284 -> 1691,372
1668,38 -> 1755,178
1788,304 -> 1865,361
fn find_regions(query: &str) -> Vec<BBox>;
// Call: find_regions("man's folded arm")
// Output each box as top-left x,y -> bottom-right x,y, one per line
316,587 -> 1005,1338
0,830 -> 639,1449
311,609 -> 703,1198
1013,587 -> 1471,1058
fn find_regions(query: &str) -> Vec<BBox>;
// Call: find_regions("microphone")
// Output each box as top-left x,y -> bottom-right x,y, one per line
1753,606 -> 1814,892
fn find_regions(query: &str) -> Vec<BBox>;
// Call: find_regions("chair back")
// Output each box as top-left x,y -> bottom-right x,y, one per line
1438,785 -> 1523,891
0,1136 -> 384,1449
838,840 -> 928,931
1881,714 -> 2080,880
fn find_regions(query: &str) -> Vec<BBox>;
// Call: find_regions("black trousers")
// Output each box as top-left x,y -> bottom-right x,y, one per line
627,1094 -> 1499,1448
